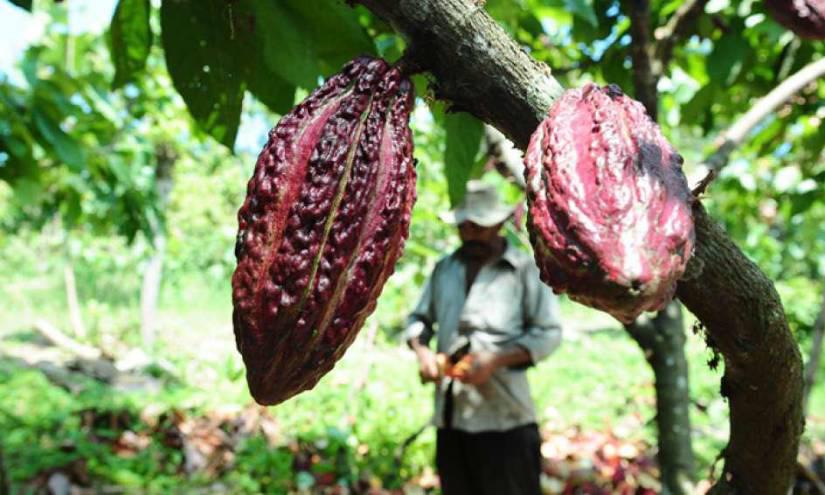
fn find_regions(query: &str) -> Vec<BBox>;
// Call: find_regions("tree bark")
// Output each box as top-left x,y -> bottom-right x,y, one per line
355,1 -> 805,492
63,259 -> 86,338
140,234 -> 166,350
140,144 -> 176,350
626,302 -> 695,494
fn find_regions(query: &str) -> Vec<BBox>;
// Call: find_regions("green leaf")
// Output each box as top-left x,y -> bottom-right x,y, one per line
443,112 -> 485,207
706,34 -> 748,85
160,0 -> 245,148
565,0 -> 598,27
281,0 -> 375,75
31,107 -> 85,171
249,2 -> 321,88
109,0 -> 152,89
7,0 -> 31,11
681,84 -> 714,128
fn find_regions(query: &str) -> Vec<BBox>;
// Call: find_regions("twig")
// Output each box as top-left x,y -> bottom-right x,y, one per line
484,125 -> 526,188
654,0 -> 710,67
693,56 -> 825,190
33,319 -> 102,361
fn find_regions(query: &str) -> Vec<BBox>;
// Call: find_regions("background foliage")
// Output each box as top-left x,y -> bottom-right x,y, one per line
0,0 -> 823,493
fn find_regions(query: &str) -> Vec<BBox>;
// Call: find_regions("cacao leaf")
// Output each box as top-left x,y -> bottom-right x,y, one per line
707,33 -> 749,85
281,0 -> 375,74
565,0 -> 598,27
249,1 -> 321,88
31,106 -> 85,171
160,0 -> 245,148
109,0 -> 152,89
443,112 -> 485,207
7,0 -> 31,11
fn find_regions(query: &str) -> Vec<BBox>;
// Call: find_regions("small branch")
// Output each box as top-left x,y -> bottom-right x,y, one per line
33,319 -> 102,361
693,56 -> 825,187
484,125 -> 526,188
654,0 -> 710,67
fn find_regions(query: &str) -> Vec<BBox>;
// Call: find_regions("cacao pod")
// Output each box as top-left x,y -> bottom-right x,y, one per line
232,56 -> 416,405
764,0 -> 825,39
523,83 -> 694,324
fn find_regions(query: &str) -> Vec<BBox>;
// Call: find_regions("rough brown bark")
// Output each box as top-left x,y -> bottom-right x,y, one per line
677,206 -> 804,494
626,302 -> 695,494
355,1 -> 805,492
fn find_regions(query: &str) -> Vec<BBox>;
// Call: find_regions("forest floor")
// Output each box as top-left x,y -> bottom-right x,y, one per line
1,294 -> 824,494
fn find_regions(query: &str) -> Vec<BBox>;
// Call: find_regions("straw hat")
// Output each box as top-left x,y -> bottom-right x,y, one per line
440,180 -> 515,227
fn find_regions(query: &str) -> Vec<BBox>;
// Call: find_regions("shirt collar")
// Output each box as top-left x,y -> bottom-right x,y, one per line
499,241 -> 521,268
453,240 -> 520,269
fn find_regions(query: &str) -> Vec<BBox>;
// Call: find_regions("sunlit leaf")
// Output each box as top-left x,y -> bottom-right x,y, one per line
442,112 -> 485,207
109,0 -> 152,89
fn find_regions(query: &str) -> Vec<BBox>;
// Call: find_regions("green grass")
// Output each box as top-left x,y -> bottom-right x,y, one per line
1,273 -> 824,493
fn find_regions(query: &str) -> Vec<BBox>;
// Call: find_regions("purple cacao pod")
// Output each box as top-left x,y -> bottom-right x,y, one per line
765,0 -> 825,39
232,56 -> 416,405
524,83 -> 694,324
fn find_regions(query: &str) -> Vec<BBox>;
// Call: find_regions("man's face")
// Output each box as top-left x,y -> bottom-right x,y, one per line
457,221 -> 504,258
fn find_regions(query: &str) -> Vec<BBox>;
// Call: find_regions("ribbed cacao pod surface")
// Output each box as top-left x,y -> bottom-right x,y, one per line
232,56 -> 416,405
765,0 -> 825,39
524,83 -> 694,324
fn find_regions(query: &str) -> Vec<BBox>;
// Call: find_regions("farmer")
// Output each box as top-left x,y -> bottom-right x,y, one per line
404,180 -> 563,495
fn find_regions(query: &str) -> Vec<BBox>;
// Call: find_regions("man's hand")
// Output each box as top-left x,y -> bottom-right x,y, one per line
414,345 -> 441,383
453,351 -> 498,385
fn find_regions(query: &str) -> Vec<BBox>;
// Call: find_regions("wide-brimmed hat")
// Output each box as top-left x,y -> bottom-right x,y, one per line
440,180 -> 515,227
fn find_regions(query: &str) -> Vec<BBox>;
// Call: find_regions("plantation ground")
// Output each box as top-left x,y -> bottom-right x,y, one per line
2,274 -> 824,494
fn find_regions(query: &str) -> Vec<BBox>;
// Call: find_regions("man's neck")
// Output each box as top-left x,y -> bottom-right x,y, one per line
459,237 -> 506,293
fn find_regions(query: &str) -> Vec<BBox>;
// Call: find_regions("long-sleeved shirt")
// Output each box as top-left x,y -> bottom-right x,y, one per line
404,241 -> 562,433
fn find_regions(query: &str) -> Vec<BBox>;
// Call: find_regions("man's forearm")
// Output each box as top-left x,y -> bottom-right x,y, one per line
492,346 -> 532,368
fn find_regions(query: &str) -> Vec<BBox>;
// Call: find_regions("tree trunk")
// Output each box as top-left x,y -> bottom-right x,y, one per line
139,143 -> 176,350
140,234 -> 166,350
625,302 -> 694,494
804,290 -> 825,414
354,1 -> 805,492
63,259 -> 86,338
622,1 -> 696,488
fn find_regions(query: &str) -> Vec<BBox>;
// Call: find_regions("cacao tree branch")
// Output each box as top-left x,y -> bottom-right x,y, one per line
654,0 -> 710,67
353,1 -> 804,492
484,125 -> 526,188
701,56 -> 825,178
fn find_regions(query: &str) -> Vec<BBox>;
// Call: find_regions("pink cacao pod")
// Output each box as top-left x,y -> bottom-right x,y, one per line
523,83 -> 694,324
232,56 -> 416,405
764,0 -> 825,39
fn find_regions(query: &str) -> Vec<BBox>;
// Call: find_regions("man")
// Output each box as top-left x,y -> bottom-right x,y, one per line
404,181 -> 562,495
